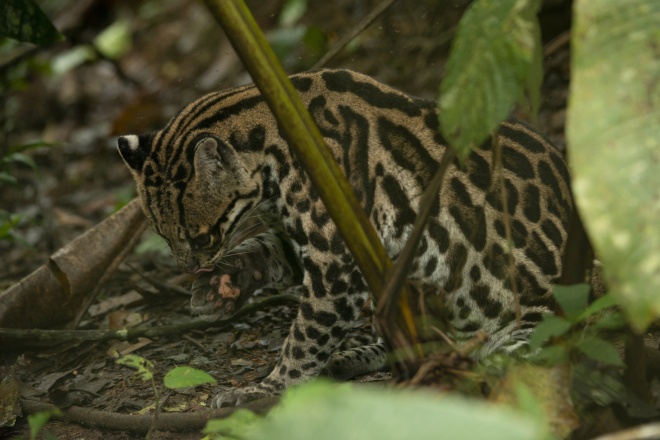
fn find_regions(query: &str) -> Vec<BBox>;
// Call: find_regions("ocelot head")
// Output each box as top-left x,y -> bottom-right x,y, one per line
117,133 -> 260,273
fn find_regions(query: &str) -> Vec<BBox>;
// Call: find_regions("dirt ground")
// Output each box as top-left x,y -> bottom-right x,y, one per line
0,0 -> 582,438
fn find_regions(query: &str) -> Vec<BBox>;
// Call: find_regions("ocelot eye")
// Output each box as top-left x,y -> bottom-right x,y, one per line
190,234 -> 213,250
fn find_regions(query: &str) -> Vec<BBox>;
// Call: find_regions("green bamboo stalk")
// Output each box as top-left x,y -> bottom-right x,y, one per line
202,0 -> 398,299
201,0 -> 424,368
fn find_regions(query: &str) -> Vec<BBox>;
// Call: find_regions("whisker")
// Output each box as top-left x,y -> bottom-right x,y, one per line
223,249 -> 257,259
224,222 -> 267,250
228,222 -> 266,243
208,196 -> 279,268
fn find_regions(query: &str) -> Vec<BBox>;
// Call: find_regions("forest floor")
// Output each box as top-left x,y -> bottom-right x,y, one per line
2,1 -> 641,439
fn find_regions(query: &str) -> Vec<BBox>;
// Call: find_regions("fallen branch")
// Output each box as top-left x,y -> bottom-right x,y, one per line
21,396 -> 278,433
0,293 -> 299,348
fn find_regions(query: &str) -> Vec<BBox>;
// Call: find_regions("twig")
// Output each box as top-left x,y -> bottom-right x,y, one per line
492,132 -> 522,326
429,326 -> 458,352
20,396 -> 279,433
543,30 -> 570,59
408,358 -> 443,386
182,334 -> 209,352
312,0 -> 399,69
376,148 -> 456,329
128,263 -> 192,297
0,294 -> 299,348
373,147 -> 456,379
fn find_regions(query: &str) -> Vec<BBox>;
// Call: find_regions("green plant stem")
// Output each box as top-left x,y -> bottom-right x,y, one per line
377,149 -> 456,319
201,0 -> 418,343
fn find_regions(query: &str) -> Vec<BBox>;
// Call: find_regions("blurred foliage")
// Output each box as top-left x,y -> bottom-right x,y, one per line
203,381 -> 548,440
529,285 -> 625,367
567,0 -> 660,331
0,0 -> 63,45
27,407 -> 62,440
0,140 -> 55,185
0,141 -> 56,244
438,0 -> 542,160
0,1 -> 62,247
268,0 -> 326,69
94,20 -> 131,60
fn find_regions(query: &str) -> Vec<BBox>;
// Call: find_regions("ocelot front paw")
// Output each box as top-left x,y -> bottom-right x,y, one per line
210,384 -> 279,408
191,257 -> 267,319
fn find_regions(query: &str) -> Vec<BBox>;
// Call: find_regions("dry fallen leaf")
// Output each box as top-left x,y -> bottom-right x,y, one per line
0,199 -> 146,333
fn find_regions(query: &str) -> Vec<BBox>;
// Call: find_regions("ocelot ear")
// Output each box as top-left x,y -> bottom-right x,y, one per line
193,137 -> 225,181
117,134 -> 152,172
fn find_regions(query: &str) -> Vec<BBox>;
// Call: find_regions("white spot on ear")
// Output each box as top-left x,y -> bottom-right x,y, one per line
122,134 -> 140,151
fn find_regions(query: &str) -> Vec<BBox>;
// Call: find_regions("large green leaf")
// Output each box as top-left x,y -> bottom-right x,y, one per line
567,0 -> 660,331
0,0 -> 63,45
575,336 -> 624,368
438,0 -> 541,158
552,284 -> 590,321
529,314 -> 572,351
163,366 -> 216,389
246,381 -> 545,440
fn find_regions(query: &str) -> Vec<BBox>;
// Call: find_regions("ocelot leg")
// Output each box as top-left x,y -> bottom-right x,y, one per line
212,246 -> 369,407
322,339 -> 388,380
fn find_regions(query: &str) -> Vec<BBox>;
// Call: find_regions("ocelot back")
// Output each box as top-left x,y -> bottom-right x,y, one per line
117,69 -> 572,407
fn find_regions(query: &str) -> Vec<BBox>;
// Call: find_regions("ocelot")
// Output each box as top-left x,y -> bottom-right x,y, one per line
117,69 -> 572,407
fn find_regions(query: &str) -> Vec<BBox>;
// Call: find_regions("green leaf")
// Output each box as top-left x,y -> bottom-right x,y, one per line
0,171 -> 18,185
567,0 -> 660,331
592,312 -> 627,331
94,20 -> 132,60
248,381 -> 544,440
529,345 -> 569,365
51,45 -> 97,75
0,212 -> 21,238
116,354 -> 154,381
8,140 -> 58,154
438,0 -> 542,159
5,152 -> 36,169
575,336 -> 624,367
529,314 -> 572,351
164,366 -> 216,389
279,0 -> 308,27
578,293 -> 617,321
0,0 -> 63,45
552,284 -> 590,321
204,409 -> 259,438
28,408 -> 62,440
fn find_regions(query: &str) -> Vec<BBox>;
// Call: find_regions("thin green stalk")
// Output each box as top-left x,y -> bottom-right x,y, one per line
202,0 -> 403,301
